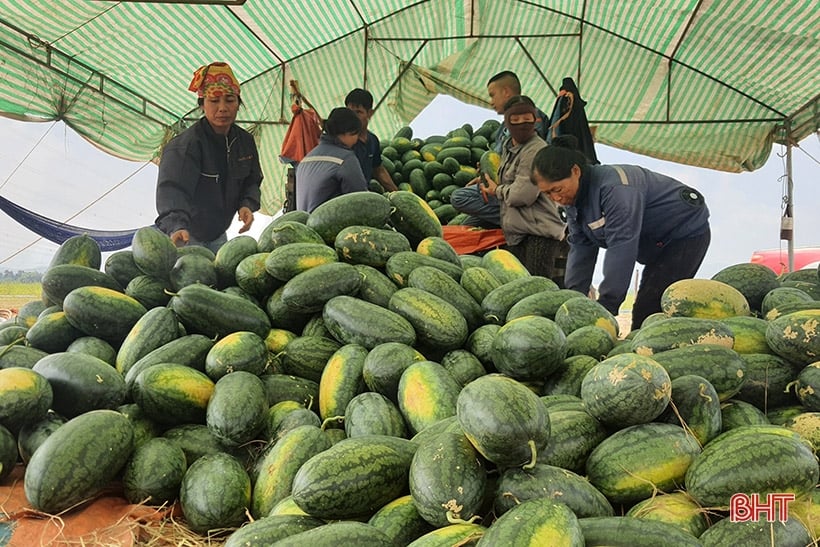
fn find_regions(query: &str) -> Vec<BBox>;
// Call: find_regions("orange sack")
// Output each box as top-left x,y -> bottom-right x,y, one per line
0,464 -> 177,547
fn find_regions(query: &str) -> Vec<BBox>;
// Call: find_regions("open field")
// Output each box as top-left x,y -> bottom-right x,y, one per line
0,282 -> 41,313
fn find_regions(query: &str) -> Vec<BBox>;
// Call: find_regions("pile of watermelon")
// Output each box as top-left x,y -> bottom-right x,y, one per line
374,122 -> 502,225
2,181 -> 820,545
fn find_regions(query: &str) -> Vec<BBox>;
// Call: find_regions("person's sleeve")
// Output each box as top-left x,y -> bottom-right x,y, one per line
239,140 -> 263,212
371,138 -> 383,169
340,156 -> 369,194
595,185 -> 645,315
496,144 -> 542,207
155,140 -> 200,235
535,108 -> 550,141
564,238 -> 598,296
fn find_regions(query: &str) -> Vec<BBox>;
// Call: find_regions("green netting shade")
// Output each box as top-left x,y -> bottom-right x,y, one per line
1,0 -> 817,213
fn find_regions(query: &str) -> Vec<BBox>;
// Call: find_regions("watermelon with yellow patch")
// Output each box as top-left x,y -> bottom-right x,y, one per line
397,360 -> 461,435
580,353 -> 671,427
554,296 -> 619,340
661,278 -> 751,319
630,316 -> 734,355
477,497 -> 584,546
625,492 -> 709,538
720,315 -> 772,354
586,422 -> 701,505
481,248 -> 530,284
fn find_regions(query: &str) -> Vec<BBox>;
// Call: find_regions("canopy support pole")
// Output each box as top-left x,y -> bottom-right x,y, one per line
786,120 -> 795,272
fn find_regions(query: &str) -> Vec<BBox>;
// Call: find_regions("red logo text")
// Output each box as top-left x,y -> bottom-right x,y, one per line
729,493 -> 795,523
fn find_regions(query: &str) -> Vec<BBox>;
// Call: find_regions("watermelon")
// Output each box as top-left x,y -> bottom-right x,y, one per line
291,437 -> 410,519
586,422 -> 701,505
765,309 -> 820,366
122,437 -> 187,506
794,362 -> 820,410
579,516 -> 703,546
408,431 -> 487,527
223,514 -> 324,547
494,463 -> 614,518
580,353 -> 671,427
206,371 -> 268,446
322,295 -> 416,349
251,425 -> 332,518
0,366 -> 53,432
630,316 -> 734,355
367,494 -> 435,546
626,492 -> 709,538
397,361 -> 461,435
663,374 -> 722,446
490,315 -> 567,380
698,516 -> 811,547
711,262 -> 781,313
554,295 -> 619,340
660,278 -> 751,319
720,399 -> 770,431
685,425 -> 819,507
179,452 -> 252,533
24,409 -> 135,514
478,497 -> 583,546
456,374 -> 550,468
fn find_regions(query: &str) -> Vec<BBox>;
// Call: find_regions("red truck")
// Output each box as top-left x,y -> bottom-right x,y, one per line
750,247 -> 820,275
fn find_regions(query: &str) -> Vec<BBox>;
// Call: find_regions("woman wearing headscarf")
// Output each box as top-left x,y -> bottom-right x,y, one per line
295,107 -> 368,212
478,95 -> 569,285
531,135 -> 711,331
155,62 -> 263,252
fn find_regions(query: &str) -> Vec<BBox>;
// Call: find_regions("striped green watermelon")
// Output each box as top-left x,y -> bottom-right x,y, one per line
408,431 -> 487,527
456,374 -> 550,468
626,492 -> 709,538
494,463 -> 613,518
580,353 -> 671,427
490,315 -> 567,380
685,424 -> 819,507
586,422 -> 701,505
477,497 -> 584,546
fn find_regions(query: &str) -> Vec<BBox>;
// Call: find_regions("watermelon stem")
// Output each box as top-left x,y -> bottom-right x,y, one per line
0,336 -> 25,353
522,439 -> 537,470
446,511 -> 481,525
320,416 -> 344,430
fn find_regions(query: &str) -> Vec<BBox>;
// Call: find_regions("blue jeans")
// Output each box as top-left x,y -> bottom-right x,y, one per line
450,186 -> 501,229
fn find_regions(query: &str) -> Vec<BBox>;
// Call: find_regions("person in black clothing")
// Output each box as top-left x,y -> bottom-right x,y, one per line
155,62 -> 263,252
344,88 -> 398,192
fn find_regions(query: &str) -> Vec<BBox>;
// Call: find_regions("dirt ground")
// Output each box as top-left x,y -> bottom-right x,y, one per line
616,311 -> 632,339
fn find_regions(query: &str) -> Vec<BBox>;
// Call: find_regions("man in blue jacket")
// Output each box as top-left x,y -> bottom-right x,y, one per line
344,88 -> 398,193
531,136 -> 711,331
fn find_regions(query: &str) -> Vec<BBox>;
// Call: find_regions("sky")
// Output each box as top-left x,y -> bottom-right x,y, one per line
1,95 -> 819,286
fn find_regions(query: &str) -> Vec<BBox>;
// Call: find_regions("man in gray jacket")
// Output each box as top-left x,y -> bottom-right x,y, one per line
477,96 -> 568,285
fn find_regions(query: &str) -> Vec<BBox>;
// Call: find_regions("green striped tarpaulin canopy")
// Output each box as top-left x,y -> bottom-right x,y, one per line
1,0 -> 818,213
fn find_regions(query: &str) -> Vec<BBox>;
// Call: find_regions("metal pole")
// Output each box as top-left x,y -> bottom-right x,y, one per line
786,120 -> 795,272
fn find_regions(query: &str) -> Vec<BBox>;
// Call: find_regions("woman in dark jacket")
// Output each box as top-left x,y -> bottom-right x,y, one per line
155,62 -> 263,252
531,136 -> 711,331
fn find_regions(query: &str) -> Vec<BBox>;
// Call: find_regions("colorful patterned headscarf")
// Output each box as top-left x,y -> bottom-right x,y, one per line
188,62 -> 240,98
